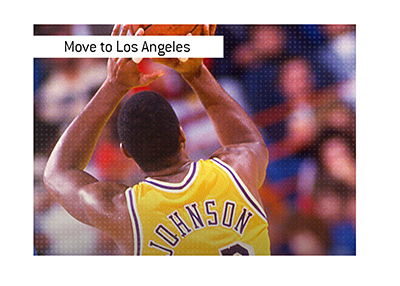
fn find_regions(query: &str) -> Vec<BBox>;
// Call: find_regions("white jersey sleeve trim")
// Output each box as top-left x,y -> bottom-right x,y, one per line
125,187 -> 143,255
210,158 -> 268,223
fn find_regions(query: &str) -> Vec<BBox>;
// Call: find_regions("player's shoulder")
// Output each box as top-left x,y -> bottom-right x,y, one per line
210,142 -> 268,193
79,181 -> 134,247
78,181 -> 132,233
211,142 -> 268,169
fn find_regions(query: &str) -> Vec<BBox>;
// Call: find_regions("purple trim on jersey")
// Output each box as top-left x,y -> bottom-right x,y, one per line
211,158 -> 267,221
128,189 -> 141,255
144,162 -> 197,190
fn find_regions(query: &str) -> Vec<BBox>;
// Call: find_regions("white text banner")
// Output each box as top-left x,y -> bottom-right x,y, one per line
33,36 -> 224,58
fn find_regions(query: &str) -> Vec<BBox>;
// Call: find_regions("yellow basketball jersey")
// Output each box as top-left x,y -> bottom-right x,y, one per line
125,158 -> 270,255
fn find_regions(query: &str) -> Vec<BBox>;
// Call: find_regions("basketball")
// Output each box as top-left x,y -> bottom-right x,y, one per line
135,25 -> 204,36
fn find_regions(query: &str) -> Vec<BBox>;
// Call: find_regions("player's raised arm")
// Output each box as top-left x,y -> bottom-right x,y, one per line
153,25 -> 268,195
183,61 -> 268,194
43,24 -> 163,226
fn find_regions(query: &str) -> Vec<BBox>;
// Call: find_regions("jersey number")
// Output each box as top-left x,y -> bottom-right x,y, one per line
219,242 -> 255,256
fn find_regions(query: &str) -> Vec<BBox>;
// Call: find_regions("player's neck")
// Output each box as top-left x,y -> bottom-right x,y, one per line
144,151 -> 192,182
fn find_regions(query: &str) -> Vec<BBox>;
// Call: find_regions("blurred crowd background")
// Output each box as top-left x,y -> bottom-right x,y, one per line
34,24 -> 356,255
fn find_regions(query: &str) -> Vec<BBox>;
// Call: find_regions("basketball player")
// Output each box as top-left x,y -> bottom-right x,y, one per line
43,24 -> 270,255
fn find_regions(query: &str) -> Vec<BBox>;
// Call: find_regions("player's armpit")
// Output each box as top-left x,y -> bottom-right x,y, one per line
210,142 -> 268,203
78,182 -> 130,232
43,168 -> 99,226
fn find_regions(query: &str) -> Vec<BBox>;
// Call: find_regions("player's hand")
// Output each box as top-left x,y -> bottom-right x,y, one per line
106,24 -> 163,91
152,25 -> 216,78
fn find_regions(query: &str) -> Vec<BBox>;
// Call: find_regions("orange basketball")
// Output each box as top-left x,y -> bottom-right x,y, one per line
136,25 -> 204,36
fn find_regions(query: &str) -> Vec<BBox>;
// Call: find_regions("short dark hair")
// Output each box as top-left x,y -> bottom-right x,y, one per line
117,91 -> 181,172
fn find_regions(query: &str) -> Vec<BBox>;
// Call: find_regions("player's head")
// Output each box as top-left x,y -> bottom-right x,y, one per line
117,91 -> 184,172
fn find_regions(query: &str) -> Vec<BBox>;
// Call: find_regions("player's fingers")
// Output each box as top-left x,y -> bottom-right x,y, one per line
132,28 -> 144,63
117,58 -> 131,65
209,25 -> 217,36
109,57 -> 120,65
153,58 -> 178,64
112,24 -> 121,36
128,25 -> 139,35
179,32 -> 191,62
140,70 -> 164,86
121,24 -> 129,36
132,58 -> 143,64
135,27 -> 145,36
200,24 -> 211,36
203,24 -> 210,36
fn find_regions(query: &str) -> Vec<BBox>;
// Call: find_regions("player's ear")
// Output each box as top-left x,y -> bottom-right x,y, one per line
179,126 -> 186,146
120,143 -> 132,158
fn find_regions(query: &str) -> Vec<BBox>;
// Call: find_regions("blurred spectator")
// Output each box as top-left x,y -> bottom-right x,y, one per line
313,25 -> 356,106
234,25 -> 286,69
36,58 -> 107,131
235,25 -> 287,115
285,215 -> 331,255
319,25 -> 356,81
40,203 -> 99,255
34,107 -> 59,156
34,24 -> 112,36
316,100 -> 355,138
34,25 -> 73,36
260,58 -> 318,204
315,133 -> 356,191
310,132 -> 356,255
278,58 -> 317,148
211,25 -> 249,79
312,185 -> 355,254
286,25 -> 327,58
34,155 -> 52,255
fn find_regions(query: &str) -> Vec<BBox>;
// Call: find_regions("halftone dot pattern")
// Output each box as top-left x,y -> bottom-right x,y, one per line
34,25 -> 355,255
